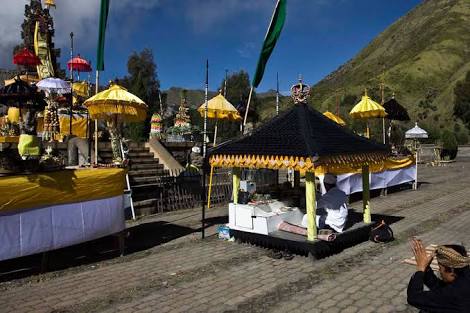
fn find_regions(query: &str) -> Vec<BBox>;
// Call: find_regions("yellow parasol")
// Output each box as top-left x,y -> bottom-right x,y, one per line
83,83 -> 148,164
349,90 -> 386,138
197,93 -> 241,121
84,83 -> 147,122
197,93 -> 241,145
323,111 -> 346,126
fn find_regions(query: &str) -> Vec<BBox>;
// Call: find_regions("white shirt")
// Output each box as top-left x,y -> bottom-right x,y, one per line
302,187 -> 348,233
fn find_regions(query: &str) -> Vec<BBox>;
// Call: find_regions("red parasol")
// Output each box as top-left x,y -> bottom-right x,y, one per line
13,48 -> 41,67
67,55 -> 92,72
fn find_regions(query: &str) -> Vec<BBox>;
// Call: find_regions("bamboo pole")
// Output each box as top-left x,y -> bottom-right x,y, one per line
243,86 -> 254,128
69,32 -> 74,135
362,165 -> 371,223
94,70 -> 99,164
306,171 -> 317,241
207,165 -> 215,209
232,167 -> 241,204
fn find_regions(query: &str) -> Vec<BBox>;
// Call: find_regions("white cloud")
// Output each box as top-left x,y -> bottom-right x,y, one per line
237,42 -> 256,59
0,0 -> 164,69
183,0 -> 273,33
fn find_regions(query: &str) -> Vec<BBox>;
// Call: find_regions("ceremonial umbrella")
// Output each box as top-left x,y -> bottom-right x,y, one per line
13,48 -> 41,67
349,90 -> 387,138
197,93 -> 241,145
323,111 -> 346,126
405,122 -> 428,190
84,83 -> 148,163
67,55 -> 92,80
37,77 -> 73,134
383,95 -> 410,143
37,78 -> 71,95
0,76 -> 46,110
0,76 -> 46,136
383,96 -> 410,121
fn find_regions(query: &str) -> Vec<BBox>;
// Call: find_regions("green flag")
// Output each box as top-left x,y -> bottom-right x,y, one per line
96,0 -> 110,71
252,0 -> 286,88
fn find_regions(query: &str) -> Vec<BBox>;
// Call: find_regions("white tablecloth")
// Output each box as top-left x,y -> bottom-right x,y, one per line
0,195 -> 125,261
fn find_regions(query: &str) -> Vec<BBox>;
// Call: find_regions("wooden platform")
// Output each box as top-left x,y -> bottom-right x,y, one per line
0,136 -> 19,143
230,222 -> 374,259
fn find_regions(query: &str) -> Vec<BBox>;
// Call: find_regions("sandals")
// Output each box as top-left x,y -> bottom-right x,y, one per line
268,249 -> 294,260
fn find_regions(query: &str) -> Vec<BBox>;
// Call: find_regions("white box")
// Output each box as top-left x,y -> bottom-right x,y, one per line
240,180 -> 256,193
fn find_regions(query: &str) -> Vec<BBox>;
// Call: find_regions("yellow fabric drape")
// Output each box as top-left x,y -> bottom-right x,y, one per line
7,107 -> 20,123
0,168 -> 126,213
323,111 -> 346,126
18,134 -> 40,157
59,115 -> 88,138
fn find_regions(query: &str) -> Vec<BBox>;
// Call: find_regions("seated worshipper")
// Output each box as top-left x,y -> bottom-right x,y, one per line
302,173 -> 348,233
407,238 -> 470,312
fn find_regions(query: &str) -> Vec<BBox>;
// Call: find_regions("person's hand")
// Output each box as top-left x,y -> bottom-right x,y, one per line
410,237 -> 434,272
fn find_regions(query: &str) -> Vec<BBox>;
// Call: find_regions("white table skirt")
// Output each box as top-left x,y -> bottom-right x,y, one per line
331,165 -> 416,195
0,195 -> 125,261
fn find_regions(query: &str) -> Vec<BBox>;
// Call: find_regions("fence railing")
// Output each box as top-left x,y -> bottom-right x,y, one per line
136,168 -> 279,215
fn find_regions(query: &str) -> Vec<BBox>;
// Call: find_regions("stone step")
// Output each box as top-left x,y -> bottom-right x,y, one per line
129,162 -> 164,170
98,142 -> 147,150
130,176 -> 171,185
128,168 -> 166,177
129,158 -> 161,165
98,146 -> 150,153
128,152 -> 155,158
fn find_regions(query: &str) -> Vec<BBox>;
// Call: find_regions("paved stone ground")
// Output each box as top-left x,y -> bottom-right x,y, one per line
1,158 -> 469,313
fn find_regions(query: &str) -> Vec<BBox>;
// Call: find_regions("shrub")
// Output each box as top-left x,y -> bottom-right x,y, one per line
440,130 -> 458,160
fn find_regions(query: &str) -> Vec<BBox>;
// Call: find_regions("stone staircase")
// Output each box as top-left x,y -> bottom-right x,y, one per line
98,142 -> 169,216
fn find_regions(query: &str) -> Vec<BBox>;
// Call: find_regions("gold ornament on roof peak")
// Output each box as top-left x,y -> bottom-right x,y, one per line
44,0 -> 56,8
290,76 -> 310,104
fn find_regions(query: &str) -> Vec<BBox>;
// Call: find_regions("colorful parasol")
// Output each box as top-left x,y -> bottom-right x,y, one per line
323,111 -> 346,126
350,90 -> 387,138
84,83 -> 148,164
13,48 -> 41,67
197,93 -> 241,145
67,55 -> 92,73
37,78 -> 72,95
83,83 -> 147,122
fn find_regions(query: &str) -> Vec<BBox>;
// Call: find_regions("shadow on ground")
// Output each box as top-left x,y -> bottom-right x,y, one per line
0,214 -> 228,282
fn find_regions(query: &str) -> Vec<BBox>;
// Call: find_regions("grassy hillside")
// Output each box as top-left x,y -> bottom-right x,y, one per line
308,0 -> 470,141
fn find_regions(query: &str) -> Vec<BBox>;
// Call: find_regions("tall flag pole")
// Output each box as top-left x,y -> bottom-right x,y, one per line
203,59 -> 209,158
95,0 -> 110,164
243,0 -> 286,127
69,32 -> 74,135
276,72 -> 279,115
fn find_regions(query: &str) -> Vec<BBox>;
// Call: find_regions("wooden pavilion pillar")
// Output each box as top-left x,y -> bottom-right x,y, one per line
362,165 -> 371,223
305,171 -> 317,241
232,167 -> 241,204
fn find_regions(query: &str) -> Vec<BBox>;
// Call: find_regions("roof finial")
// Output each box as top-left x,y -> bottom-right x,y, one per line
291,77 -> 310,105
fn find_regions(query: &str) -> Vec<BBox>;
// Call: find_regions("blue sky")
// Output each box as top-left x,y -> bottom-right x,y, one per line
1,0 -> 422,93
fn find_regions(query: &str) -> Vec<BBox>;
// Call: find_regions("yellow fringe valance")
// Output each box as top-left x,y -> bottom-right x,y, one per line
209,153 -> 413,174
86,103 -> 147,122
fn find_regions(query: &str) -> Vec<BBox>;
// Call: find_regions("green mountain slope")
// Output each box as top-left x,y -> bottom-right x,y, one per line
309,0 -> 470,137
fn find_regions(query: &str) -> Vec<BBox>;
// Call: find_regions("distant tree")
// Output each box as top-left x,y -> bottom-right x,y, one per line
217,70 -> 258,140
119,48 -> 160,142
453,71 -> 470,130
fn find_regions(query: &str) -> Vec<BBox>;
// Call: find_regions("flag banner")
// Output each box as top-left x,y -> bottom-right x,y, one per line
252,0 -> 286,88
96,0 -> 110,71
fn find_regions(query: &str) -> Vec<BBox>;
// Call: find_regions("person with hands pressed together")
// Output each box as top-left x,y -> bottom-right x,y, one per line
407,238 -> 470,312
